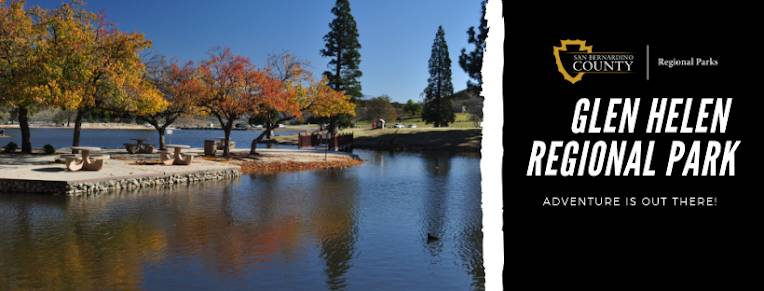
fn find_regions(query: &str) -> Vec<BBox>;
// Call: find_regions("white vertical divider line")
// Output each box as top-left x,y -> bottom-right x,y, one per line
481,0 -> 504,290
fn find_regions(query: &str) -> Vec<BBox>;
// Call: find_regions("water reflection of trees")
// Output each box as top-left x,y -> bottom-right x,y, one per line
310,168 -> 360,291
0,170 -> 361,290
0,194 -> 167,290
421,152 -> 452,258
0,181 -> 296,288
0,154 -> 482,289
423,151 -> 452,177
421,152 -> 485,289
164,180 -> 305,276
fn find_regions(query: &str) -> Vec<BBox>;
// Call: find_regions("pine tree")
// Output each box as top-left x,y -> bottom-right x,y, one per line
422,26 -> 455,127
321,0 -> 362,100
459,0 -> 488,94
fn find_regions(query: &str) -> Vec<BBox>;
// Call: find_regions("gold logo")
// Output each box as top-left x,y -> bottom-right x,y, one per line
553,40 -> 635,84
553,39 -> 592,84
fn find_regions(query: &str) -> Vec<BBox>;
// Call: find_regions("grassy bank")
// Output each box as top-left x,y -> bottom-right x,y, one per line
354,112 -> 479,128
273,127 -> 481,152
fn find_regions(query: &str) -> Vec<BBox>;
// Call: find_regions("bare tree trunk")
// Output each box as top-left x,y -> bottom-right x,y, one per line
158,126 -> 166,150
18,107 -> 32,154
249,116 -> 294,155
249,137 -> 258,155
249,126 -> 273,155
328,118 -> 339,151
223,121 -> 233,157
71,109 -> 83,153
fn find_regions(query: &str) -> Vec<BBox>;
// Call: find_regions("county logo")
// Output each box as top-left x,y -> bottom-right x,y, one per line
553,40 -> 635,84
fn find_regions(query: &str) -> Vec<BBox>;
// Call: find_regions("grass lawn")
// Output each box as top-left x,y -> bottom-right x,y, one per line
274,113 -> 482,151
353,112 -> 479,129
274,124 -> 481,152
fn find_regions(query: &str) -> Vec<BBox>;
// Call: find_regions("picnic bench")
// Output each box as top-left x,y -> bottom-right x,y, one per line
161,144 -> 195,165
63,146 -> 109,171
124,138 -> 155,154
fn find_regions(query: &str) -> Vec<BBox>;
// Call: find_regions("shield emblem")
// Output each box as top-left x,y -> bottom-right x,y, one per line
553,40 -> 592,84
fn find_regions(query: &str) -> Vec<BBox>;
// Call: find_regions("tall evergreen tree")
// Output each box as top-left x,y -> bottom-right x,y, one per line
422,26 -> 455,127
459,0 -> 488,94
321,0 -> 362,100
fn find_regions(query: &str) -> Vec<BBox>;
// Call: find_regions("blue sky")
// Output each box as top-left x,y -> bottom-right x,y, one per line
27,0 -> 482,103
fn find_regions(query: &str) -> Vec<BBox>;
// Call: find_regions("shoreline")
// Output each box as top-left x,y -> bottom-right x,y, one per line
0,148 -> 362,195
0,123 -> 317,131
0,123 -> 153,130
0,124 -> 483,152
272,128 -> 482,152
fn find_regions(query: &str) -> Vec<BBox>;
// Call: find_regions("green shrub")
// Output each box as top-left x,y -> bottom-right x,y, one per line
3,142 -> 18,153
43,144 -> 56,155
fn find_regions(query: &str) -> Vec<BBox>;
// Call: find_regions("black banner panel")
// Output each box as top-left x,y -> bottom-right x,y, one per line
506,7 -> 762,284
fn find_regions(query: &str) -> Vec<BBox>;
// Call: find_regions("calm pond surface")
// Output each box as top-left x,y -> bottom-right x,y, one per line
0,128 -> 483,290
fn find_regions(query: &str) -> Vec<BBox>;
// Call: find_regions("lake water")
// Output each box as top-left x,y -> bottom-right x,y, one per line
0,128 -> 297,149
0,128 -> 483,290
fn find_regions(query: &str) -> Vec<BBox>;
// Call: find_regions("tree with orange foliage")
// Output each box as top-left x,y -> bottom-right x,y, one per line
198,48 -> 257,156
198,49 -> 354,156
247,52 -> 307,154
247,53 -> 355,154
248,53 -> 310,138
246,73 -> 300,154
141,56 -> 202,149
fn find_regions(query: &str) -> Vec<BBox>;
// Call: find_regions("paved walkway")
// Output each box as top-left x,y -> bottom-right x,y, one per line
0,151 -> 234,183
0,148 -> 356,183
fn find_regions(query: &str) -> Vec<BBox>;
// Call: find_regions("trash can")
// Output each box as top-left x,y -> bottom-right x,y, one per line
204,140 -> 217,156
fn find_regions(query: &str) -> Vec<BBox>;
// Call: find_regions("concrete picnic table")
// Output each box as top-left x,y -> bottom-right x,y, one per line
65,146 -> 109,171
72,146 -> 101,159
125,138 -> 154,154
161,144 -> 195,165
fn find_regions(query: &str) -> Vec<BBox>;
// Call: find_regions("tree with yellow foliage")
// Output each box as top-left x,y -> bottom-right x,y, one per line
41,2 -> 165,150
0,0 -> 48,153
303,77 -> 356,136
2,1 -> 165,152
